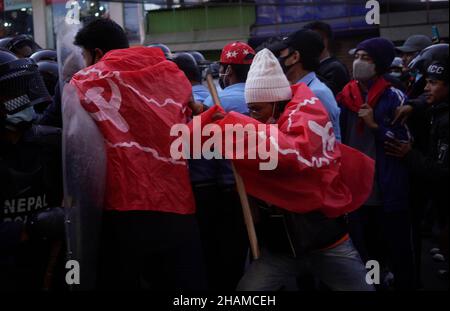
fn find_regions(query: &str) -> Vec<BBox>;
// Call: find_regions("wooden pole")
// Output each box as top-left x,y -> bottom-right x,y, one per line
205,72 -> 261,260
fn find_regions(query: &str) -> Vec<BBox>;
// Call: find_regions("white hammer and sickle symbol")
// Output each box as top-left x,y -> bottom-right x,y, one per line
84,78 -> 130,133
308,120 -> 336,159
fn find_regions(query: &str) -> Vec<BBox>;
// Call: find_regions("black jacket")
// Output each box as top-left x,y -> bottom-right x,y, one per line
316,57 -> 350,96
0,124 -> 62,254
405,101 -> 449,210
254,199 -> 347,257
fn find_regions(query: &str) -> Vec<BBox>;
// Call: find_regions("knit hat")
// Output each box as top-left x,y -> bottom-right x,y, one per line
245,48 -> 292,104
355,38 -> 395,73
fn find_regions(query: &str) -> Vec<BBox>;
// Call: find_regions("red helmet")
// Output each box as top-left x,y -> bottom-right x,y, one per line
220,41 -> 255,65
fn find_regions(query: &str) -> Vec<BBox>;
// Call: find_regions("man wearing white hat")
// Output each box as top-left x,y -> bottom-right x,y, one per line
244,49 -> 293,124
235,48 -> 373,291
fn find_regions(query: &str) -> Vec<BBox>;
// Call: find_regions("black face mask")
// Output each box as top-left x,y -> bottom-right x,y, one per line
218,76 -> 226,90
278,50 -> 296,74
218,65 -> 230,89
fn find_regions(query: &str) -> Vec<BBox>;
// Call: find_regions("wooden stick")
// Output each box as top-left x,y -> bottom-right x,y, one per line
205,72 -> 261,260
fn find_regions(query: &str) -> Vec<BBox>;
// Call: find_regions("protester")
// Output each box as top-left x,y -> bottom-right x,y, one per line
395,35 -> 432,101
203,41 -> 254,114
196,48 -> 375,290
338,37 -> 415,290
70,18 -> 206,290
200,41 -> 255,289
385,57 -> 407,92
303,21 -> 350,96
396,35 -> 432,69
385,49 -> 449,281
269,29 -> 341,141
173,51 -> 226,289
389,57 -> 404,79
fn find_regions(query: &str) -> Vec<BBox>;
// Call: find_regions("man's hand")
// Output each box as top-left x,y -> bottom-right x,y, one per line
358,103 -> 378,129
392,105 -> 413,125
189,100 -> 206,116
212,111 -> 226,121
384,139 -> 412,157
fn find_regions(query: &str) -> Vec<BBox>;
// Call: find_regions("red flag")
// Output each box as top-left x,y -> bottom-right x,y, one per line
70,47 -> 195,214
197,83 -> 374,218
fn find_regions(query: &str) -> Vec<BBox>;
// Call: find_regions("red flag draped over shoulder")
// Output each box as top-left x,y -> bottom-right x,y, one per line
70,46 -> 195,214
197,83 -> 374,218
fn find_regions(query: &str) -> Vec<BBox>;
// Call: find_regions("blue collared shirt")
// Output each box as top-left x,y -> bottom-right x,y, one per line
297,72 -> 341,141
203,83 -> 248,114
202,83 -> 248,185
192,84 -> 210,103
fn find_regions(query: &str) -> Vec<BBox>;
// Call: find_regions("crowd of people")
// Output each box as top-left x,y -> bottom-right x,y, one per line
0,18 -> 448,291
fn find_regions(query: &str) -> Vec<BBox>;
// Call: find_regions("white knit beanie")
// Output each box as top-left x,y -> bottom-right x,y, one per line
245,48 -> 292,104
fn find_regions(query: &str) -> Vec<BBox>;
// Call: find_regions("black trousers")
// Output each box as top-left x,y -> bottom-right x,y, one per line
409,178 -> 429,287
0,238 -> 66,291
348,205 -> 416,290
98,210 -> 207,290
193,183 -> 249,290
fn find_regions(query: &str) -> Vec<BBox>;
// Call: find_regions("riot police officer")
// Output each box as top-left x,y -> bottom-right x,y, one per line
0,50 -> 64,291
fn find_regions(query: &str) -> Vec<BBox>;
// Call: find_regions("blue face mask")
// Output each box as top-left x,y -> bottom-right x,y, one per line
415,72 -> 423,82
389,72 -> 402,78
6,106 -> 35,125
409,69 -> 422,82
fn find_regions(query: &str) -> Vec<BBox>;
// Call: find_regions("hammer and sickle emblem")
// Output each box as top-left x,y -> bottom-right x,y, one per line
84,78 -> 130,133
308,120 -> 336,159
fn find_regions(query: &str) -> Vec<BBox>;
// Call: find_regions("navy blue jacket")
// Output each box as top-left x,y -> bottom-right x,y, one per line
340,85 -> 411,212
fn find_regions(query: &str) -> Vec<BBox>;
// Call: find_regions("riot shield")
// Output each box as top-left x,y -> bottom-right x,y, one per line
55,14 -> 105,290
62,82 -> 106,290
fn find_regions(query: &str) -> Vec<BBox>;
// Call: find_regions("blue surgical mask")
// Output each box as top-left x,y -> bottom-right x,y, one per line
389,72 -> 402,78
415,72 -> 423,82
6,106 -> 35,125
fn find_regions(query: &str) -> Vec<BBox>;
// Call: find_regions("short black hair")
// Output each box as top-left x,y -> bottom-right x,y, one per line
74,18 -> 129,55
228,64 -> 251,83
303,21 -> 333,41
173,54 -> 202,83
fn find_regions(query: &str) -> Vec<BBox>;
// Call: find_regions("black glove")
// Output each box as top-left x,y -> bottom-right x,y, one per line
27,207 -> 64,241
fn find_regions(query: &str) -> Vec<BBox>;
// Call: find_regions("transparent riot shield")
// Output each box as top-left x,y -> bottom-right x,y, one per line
57,18 -> 105,290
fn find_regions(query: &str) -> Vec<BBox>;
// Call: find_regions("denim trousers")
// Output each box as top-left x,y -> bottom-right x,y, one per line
237,239 -> 375,291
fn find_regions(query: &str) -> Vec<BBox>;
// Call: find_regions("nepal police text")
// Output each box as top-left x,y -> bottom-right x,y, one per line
3,194 -> 48,222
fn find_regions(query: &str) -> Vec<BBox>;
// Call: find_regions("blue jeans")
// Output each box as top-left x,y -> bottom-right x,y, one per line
237,239 -> 374,291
